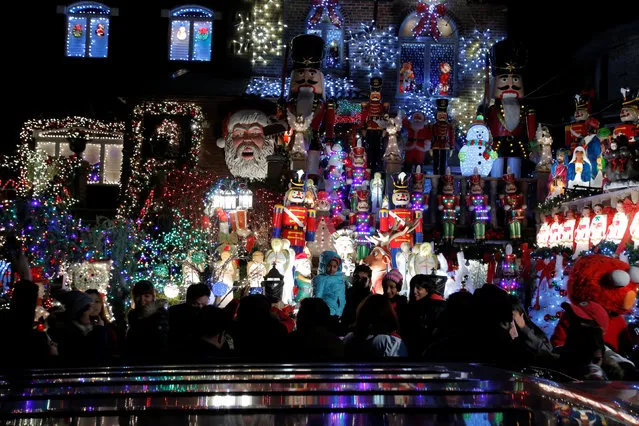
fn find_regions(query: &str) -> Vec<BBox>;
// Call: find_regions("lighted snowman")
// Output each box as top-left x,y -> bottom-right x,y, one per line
458,116 -> 496,176
176,26 -> 188,41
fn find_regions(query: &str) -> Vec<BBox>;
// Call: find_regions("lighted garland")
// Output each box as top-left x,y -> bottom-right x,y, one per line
401,92 -> 438,121
245,74 -> 358,99
233,0 -> 285,65
20,116 -> 125,146
119,101 -> 204,219
347,22 -> 398,74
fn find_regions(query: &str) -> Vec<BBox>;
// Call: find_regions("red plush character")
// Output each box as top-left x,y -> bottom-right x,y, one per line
551,254 -> 639,354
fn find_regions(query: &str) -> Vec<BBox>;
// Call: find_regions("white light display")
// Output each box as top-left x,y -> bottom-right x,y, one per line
246,74 -> 356,98
233,0 -> 285,65
65,2 -> 111,58
169,6 -> 213,62
348,22 -> 398,74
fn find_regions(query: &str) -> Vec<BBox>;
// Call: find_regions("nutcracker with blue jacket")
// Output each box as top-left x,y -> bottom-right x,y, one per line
349,189 -> 376,261
431,98 -> 456,175
465,171 -> 490,241
379,172 -> 423,267
360,75 -> 390,172
486,39 -> 536,178
437,170 -> 460,244
499,169 -> 527,240
284,34 -> 336,174
273,170 -> 317,254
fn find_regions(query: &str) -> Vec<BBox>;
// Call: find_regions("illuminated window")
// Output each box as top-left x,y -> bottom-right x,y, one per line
169,5 -> 214,62
397,12 -> 458,96
65,2 -> 112,58
306,9 -> 344,69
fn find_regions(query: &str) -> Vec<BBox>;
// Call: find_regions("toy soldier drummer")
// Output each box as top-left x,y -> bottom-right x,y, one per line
283,34 -> 336,174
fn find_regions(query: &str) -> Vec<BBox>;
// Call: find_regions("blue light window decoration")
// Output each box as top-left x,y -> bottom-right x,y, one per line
65,2 -> 111,58
169,6 -> 214,62
305,9 -> 344,69
397,11 -> 458,97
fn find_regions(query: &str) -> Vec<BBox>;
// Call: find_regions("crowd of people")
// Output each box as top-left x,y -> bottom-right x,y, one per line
2,251 -> 637,382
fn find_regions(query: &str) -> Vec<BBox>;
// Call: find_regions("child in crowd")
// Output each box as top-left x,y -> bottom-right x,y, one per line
312,251 -> 346,317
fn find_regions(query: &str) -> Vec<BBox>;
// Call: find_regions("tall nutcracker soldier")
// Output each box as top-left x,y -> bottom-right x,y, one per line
346,140 -> 371,190
438,170 -> 460,244
565,90 -> 596,154
485,39 -> 536,178
284,34 -> 336,174
411,166 -> 429,212
614,88 -> 639,144
379,172 -> 423,267
360,75 -> 390,172
431,98 -> 455,175
349,189 -> 376,261
499,169 -> 527,240
466,171 -> 490,242
273,170 -> 317,254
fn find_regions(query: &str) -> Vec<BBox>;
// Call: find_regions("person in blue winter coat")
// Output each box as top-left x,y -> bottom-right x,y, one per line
312,251 -> 346,317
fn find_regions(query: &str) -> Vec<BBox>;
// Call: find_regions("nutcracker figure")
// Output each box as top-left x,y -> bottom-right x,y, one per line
431,98 -> 455,175
403,111 -> 432,170
438,170 -> 460,243
573,205 -> 593,258
284,34 -> 336,174
486,39 -> 536,178
606,200 -> 630,245
411,166 -> 429,211
613,88 -> 638,144
379,172 -> 423,267
499,169 -> 526,240
346,140 -> 371,189
360,75 -> 390,171
465,171 -> 490,241
272,170 -> 317,253
536,213 -> 551,248
349,189 -> 376,261
589,204 -> 609,247
565,90 -> 596,153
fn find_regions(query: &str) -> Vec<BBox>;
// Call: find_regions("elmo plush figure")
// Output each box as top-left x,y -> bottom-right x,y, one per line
551,254 -> 638,354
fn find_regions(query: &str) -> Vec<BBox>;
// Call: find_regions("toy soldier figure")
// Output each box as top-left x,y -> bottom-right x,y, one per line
273,170 -> 317,254
438,170 -> 460,244
360,75 -> 390,172
466,172 -> 490,242
614,88 -> 638,144
349,189 -> 376,261
499,169 -> 527,240
485,39 -> 536,178
431,98 -> 455,175
284,34 -> 336,174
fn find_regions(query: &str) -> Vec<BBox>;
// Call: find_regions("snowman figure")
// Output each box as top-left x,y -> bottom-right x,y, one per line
176,26 -> 188,41
459,116 -> 496,176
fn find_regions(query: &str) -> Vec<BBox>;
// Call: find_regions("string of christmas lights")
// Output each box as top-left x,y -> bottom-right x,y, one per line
347,22 -> 398,74
245,74 -> 357,99
233,0 -> 285,66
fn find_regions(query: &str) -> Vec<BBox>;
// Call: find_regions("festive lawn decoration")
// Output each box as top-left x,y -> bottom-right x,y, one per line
413,1 -> 447,40
308,0 -> 342,28
348,22 -> 398,74
246,75 -> 357,99
233,0 -> 285,65
458,116 -> 496,176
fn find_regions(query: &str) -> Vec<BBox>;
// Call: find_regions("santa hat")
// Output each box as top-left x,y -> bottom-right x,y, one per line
295,252 -> 308,261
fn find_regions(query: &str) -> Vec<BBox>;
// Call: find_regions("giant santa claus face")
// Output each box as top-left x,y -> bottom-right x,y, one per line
223,110 -> 275,180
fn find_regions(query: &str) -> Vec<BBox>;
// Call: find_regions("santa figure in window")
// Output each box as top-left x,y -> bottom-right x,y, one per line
272,170 -> 317,254
485,39 -> 536,178
283,34 -> 336,174
399,62 -> 415,94
589,204 -> 611,247
438,62 -> 452,96
403,111 -> 432,170
379,172 -> 423,267
613,88 -> 639,144
430,98 -> 455,175
360,75 -> 390,171
349,189 -> 376,261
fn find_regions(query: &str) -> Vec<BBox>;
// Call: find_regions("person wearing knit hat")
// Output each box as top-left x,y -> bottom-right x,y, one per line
383,268 -> 407,314
127,280 -> 169,364
60,290 -> 94,322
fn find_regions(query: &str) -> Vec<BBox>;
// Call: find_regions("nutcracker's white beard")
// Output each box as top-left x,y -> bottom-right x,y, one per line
225,137 -> 275,180
502,97 -> 521,132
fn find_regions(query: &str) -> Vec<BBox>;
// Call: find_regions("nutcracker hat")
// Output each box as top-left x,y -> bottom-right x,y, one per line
502,166 -> 516,184
392,172 -> 410,191
317,190 -> 329,201
490,39 -> 528,76
356,189 -> 371,203
369,75 -> 383,91
469,172 -> 482,186
289,169 -> 306,190
575,89 -> 595,112
352,139 -> 367,158
290,34 -> 325,70
621,87 -> 639,110
436,98 -> 449,112
412,166 -> 425,186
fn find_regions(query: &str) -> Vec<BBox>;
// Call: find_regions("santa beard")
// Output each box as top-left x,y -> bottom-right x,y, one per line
225,137 -> 275,180
502,97 -> 521,132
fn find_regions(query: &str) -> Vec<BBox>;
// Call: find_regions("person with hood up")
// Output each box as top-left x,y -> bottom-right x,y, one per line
312,251 -> 346,317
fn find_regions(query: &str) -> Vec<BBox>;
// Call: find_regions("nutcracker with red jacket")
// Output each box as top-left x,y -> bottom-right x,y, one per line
272,170 -> 317,254
614,87 -> 638,144
437,169 -> 460,244
410,166 -> 429,212
284,34 -> 336,174
379,172 -> 423,267
499,168 -> 527,240
345,140 -> 371,190
430,98 -> 455,175
403,111 -> 432,170
360,75 -> 390,172
486,39 -> 536,178
349,189 -> 376,261
565,90 -> 598,154
465,171 -> 490,242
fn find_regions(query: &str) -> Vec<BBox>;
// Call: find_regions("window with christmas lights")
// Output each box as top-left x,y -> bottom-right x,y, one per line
306,8 -> 344,69
64,2 -> 112,58
397,12 -> 458,96
169,6 -> 214,62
